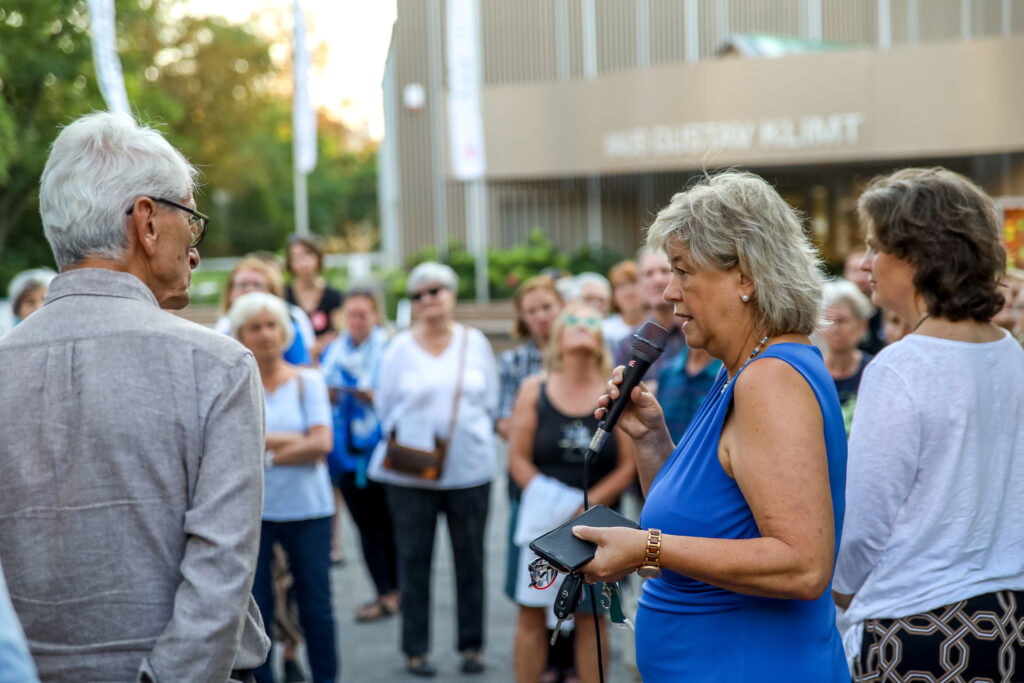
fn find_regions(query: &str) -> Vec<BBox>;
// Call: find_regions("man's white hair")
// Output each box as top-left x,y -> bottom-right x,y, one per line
39,112 -> 198,269
228,292 -> 295,348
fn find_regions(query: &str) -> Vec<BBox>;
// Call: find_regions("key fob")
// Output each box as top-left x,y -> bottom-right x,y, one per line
553,572 -> 585,621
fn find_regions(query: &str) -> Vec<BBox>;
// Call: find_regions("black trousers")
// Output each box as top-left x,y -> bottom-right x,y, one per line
385,482 -> 490,658
336,472 -> 398,596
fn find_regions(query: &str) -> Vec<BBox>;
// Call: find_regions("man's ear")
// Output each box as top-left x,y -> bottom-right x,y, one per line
128,196 -> 159,257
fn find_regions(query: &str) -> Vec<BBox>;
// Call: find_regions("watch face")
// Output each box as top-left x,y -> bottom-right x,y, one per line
637,566 -> 662,579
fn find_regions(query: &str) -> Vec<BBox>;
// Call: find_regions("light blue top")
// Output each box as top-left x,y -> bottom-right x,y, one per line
0,559 -> 38,683
320,327 -> 387,393
263,369 -> 335,522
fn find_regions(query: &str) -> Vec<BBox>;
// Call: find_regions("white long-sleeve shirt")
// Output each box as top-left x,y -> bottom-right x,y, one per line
835,331 -> 1024,626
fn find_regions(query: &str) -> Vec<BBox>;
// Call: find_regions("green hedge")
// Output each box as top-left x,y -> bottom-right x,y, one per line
382,228 -> 625,314
190,228 -> 625,318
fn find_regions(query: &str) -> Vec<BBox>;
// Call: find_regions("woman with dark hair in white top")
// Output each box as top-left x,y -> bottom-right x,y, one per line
835,167 -> 1024,681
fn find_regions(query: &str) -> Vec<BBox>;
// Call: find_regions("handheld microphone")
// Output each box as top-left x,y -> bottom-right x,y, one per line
588,320 -> 669,454
575,322 -> 668,683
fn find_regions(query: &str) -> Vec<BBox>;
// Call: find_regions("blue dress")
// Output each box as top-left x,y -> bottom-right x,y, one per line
637,343 -> 850,682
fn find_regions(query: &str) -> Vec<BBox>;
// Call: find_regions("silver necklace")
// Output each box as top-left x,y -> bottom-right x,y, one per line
720,335 -> 770,394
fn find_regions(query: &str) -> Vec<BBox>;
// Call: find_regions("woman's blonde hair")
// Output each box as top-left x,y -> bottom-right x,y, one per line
219,257 -> 284,314
646,171 -> 826,336
543,302 -> 612,376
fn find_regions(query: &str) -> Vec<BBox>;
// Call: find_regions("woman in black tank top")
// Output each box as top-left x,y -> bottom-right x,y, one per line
508,303 -> 637,683
531,383 -> 619,496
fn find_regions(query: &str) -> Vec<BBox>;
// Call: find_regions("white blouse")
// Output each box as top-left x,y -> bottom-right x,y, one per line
368,324 -> 499,489
835,331 -> 1024,627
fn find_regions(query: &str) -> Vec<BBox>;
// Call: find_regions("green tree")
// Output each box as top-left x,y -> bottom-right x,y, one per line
0,0 -> 379,293
0,0 -> 114,288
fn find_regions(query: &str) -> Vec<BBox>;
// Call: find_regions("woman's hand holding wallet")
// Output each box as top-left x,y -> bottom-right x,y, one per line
572,524 -> 648,583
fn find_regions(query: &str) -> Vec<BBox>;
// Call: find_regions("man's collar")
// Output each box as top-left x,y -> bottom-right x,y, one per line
45,268 -> 159,308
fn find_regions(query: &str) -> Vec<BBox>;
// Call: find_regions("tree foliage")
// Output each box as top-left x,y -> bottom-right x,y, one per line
0,0 -> 378,292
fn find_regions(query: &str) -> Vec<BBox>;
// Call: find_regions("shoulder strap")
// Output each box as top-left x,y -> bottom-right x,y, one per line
445,326 -> 470,441
296,370 -> 307,431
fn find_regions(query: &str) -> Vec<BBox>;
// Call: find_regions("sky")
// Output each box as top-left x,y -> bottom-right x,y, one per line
183,0 -> 397,140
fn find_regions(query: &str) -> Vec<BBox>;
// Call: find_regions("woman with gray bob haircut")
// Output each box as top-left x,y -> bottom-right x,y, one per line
39,112 -> 199,270
229,290 -> 338,683
228,292 -> 295,347
573,171 -> 850,681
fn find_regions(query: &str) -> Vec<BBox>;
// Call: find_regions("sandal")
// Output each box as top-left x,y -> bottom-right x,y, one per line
460,651 -> 485,674
405,656 -> 437,677
355,599 -> 398,623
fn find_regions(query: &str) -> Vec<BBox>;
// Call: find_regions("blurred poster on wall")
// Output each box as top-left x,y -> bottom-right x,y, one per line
1003,205 -> 1024,269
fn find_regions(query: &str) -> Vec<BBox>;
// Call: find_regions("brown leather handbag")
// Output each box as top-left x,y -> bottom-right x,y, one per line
383,327 -> 468,480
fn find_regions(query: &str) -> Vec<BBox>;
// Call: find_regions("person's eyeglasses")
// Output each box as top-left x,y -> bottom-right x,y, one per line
563,313 -> 602,331
410,286 -> 444,302
232,280 -> 269,294
126,196 -> 210,248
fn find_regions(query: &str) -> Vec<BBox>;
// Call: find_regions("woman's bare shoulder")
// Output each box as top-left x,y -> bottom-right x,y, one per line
518,373 -> 544,400
732,356 -> 818,415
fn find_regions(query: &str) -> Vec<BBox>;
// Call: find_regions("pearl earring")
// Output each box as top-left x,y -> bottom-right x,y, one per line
741,294 -> 750,302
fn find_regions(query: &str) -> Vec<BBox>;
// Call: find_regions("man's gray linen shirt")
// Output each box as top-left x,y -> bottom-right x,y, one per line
0,269 -> 270,682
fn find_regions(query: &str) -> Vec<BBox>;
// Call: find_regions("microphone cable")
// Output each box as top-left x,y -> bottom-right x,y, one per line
579,320 -> 669,683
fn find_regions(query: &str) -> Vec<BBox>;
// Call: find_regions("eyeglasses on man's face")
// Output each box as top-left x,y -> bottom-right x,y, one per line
126,196 -> 209,248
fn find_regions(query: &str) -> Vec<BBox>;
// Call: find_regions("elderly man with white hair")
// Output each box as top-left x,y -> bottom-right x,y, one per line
0,112 -> 269,682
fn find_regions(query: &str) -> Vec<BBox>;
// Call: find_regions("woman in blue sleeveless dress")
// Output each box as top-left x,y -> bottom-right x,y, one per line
573,171 -> 850,682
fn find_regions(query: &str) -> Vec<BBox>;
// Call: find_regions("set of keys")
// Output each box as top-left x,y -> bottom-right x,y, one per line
550,572 -> 585,645
548,572 -> 634,645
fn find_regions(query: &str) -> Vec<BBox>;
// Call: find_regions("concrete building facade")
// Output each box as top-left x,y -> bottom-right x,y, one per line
378,0 -> 1024,297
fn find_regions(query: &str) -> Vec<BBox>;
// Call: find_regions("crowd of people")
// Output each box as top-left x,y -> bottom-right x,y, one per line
1,112 -> 1023,683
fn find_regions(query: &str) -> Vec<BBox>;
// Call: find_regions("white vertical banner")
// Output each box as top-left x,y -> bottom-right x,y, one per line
446,0 -> 486,180
86,0 -> 130,115
293,0 -> 317,175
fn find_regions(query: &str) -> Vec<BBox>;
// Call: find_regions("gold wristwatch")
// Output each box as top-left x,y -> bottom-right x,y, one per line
637,528 -> 662,579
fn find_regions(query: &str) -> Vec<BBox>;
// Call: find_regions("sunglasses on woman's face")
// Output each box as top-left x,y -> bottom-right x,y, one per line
563,313 -> 602,331
410,286 -> 444,302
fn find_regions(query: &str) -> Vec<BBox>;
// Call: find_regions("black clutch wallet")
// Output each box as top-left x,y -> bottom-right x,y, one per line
529,504 -> 641,574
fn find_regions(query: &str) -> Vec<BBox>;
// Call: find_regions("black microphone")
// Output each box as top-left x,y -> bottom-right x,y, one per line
588,320 -> 669,454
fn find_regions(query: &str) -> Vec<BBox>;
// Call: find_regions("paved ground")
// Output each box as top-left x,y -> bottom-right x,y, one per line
275,442 -> 639,682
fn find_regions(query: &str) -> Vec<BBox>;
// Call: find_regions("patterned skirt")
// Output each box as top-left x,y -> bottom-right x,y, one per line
854,590 -> 1024,683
